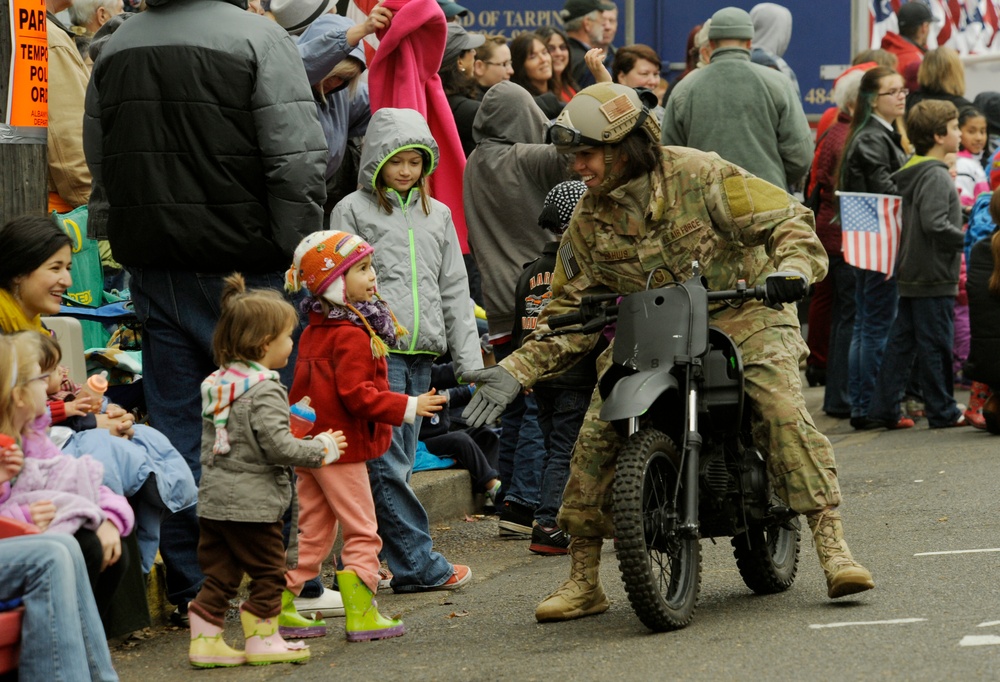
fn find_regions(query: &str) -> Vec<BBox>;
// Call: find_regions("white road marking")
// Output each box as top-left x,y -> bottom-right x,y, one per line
809,618 -> 927,629
978,621 -> 1000,628
914,548 -> 1000,556
960,635 -> 1000,647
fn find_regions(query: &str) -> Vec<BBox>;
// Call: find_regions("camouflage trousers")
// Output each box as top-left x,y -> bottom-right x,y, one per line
556,325 -> 841,538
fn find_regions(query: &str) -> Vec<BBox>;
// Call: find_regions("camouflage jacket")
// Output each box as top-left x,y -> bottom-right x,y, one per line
502,146 -> 828,387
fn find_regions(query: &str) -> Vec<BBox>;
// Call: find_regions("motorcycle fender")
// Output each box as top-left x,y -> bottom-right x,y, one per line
599,370 -> 678,422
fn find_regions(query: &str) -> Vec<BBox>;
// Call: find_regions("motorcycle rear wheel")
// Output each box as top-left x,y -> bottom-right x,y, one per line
613,428 -> 701,631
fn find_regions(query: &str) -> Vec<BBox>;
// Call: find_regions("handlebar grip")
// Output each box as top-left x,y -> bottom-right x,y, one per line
547,311 -> 584,329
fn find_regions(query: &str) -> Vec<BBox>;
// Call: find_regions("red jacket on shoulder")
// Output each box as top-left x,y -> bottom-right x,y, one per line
290,312 -> 408,464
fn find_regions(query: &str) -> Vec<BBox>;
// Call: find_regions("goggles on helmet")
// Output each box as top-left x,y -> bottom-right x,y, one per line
545,106 -> 651,149
545,122 -> 604,149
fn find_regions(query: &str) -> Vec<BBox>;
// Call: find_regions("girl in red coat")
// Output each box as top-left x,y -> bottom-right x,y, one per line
284,231 -> 445,642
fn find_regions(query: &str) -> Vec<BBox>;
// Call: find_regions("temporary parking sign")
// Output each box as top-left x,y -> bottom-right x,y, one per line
3,0 -> 47,142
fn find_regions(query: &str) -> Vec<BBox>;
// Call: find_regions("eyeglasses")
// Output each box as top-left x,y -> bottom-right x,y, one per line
26,373 -> 50,385
877,88 -> 909,98
482,60 -> 512,68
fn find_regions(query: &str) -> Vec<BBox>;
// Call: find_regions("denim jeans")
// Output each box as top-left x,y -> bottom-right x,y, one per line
0,533 -> 118,681
822,254 -> 856,416
868,297 -> 960,427
492,341 -> 545,510
130,268 -> 299,606
848,268 -> 897,419
373,353 -> 454,591
533,385 -> 590,528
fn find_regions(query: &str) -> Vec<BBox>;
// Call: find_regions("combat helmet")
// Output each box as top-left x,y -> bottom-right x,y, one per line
546,82 -> 661,153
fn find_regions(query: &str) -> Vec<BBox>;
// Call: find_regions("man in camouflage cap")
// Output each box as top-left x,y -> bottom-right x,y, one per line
463,82 -> 874,623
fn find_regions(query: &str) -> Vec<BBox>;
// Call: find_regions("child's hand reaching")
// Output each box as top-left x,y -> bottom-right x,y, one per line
28,500 -> 57,532
63,396 -> 93,417
315,430 -> 347,465
415,388 -> 447,417
0,438 -> 24,485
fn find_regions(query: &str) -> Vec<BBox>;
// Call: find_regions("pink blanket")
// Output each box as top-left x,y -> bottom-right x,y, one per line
367,0 -> 470,253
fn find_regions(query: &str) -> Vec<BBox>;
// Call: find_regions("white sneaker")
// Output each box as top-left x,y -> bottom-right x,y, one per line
293,587 -> 345,619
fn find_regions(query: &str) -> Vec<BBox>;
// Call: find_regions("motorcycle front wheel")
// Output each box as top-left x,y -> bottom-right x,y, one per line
613,428 -> 701,632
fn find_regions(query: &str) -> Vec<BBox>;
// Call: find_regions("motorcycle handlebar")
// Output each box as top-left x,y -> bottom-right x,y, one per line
545,283 -> 771,333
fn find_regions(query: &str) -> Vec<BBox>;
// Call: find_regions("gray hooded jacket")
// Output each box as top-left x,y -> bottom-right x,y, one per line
328,108 -> 482,377
464,81 -> 571,337
750,2 -> 800,97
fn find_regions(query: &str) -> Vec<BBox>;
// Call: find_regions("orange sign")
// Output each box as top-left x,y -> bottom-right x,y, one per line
5,0 -> 47,129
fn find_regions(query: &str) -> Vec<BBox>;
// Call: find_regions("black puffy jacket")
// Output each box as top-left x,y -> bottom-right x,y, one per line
83,0 -> 327,274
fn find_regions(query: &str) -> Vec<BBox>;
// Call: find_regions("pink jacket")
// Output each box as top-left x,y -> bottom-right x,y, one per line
0,414 -> 134,536
368,0 -> 470,254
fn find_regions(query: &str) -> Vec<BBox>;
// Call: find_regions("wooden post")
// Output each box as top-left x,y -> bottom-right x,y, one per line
0,0 -> 48,226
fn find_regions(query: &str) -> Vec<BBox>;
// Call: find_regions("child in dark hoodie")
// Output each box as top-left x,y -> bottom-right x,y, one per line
867,100 -> 968,429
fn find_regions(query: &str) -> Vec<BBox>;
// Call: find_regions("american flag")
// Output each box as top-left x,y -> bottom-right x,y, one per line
838,191 -> 903,278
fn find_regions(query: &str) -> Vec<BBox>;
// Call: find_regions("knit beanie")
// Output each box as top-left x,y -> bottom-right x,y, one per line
286,231 -> 407,357
538,180 -> 587,235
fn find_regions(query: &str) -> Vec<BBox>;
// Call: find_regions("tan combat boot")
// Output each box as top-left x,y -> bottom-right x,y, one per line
535,537 -> 610,622
808,509 -> 875,599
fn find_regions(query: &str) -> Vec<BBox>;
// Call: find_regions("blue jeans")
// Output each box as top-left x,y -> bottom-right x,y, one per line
848,268 -> 897,419
822,254 -> 856,415
493,341 -> 545,510
0,533 -> 118,681
868,297 -> 960,427
130,268 -> 299,606
533,385 -> 590,528
373,353 -> 453,591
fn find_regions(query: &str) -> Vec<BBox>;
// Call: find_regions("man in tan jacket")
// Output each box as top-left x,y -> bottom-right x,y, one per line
47,2 -> 92,213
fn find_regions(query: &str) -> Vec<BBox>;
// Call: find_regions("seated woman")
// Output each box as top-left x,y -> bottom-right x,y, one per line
0,215 -> 197,574
510,33 -> 563,119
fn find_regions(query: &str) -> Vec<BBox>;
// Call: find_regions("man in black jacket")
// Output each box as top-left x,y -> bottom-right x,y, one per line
83,0 -> 328,620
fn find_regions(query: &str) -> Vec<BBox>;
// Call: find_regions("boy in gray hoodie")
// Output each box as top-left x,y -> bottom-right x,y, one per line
867,100 -> 968,429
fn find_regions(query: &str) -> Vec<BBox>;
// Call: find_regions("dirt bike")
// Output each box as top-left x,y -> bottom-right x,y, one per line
546,263 -> 802,632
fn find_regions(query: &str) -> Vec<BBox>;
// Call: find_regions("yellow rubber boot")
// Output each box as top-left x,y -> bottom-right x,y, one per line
808,509 -> 875,599
278,589 -> 328,638
188,610 -> 245,668
535,536 -> 610,622
337,570 -> 406,642
240,610 -> 310,665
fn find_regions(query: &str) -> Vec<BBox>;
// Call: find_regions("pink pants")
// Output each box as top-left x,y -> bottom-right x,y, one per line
286,461 -> 382,594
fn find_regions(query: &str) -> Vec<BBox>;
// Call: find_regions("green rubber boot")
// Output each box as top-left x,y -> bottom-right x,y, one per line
336,570 -> 406,642
278,589 -> 327,638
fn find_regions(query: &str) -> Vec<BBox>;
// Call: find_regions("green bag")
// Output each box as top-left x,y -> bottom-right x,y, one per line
51,206 -> 112,349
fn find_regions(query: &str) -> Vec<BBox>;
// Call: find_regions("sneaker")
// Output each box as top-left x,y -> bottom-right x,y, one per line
930,414 -> 970,429
498,501 -> 534,538
529,524 -> 570,555
427,564 -> 472,591
485,480 -> 502,508
299,577 -> 324,599
169,606 -> 190,628
377,565 -> 393,591
904,398 -> 926,418
293,587 -> 345,619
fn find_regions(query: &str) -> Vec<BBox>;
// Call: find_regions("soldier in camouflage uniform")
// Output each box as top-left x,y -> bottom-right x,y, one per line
463,83 -> 874,623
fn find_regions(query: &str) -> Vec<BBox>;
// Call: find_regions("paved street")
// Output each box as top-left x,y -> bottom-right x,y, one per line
111,384 -> 1000,681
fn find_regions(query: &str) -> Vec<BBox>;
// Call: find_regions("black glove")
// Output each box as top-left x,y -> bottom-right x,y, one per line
764,271 -> 808,305
460,365 -> 522,428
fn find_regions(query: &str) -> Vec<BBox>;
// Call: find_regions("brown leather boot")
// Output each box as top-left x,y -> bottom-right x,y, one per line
535,537 -> 610,622
808,509 -> 875,599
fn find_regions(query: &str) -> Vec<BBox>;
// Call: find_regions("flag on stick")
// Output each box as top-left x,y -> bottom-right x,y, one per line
838,191 -> 903,278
